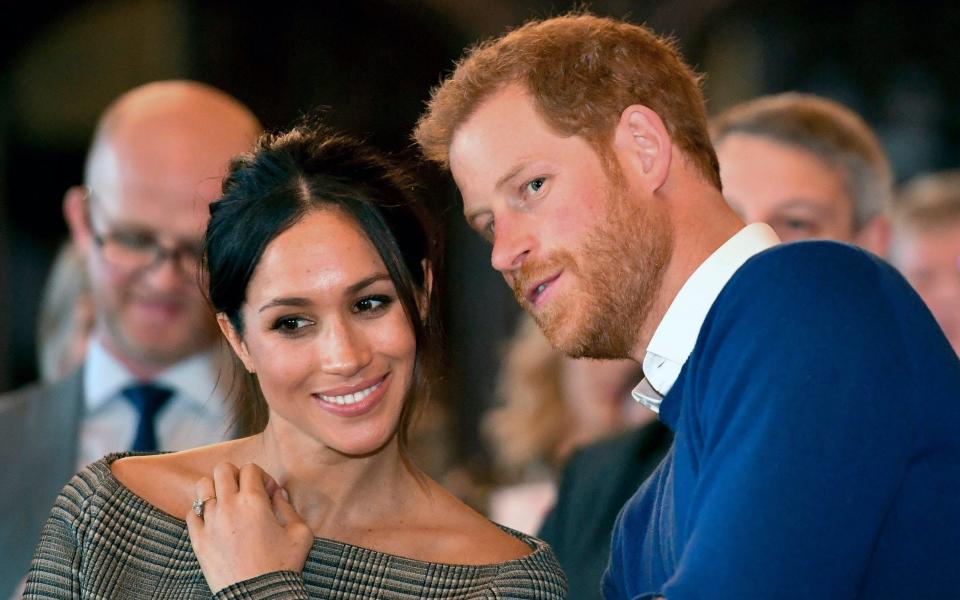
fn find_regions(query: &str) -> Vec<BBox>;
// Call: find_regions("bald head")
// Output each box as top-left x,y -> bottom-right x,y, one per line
85,80 -> 260,198
65,80 -> 261,373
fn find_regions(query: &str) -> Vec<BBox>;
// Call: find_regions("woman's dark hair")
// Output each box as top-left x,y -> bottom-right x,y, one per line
203,123 -> 443,455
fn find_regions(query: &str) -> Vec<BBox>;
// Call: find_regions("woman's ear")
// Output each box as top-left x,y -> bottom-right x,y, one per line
612,104 -> 672,193
417,259 -> 433,321
217,313 -> 255,373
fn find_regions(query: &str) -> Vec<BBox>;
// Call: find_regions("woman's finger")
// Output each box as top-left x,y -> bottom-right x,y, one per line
260,469 -> 281,499
238,463 -> 269,499
185,504 -> 205,538
212,462 -> 241,498
192,475 -> 218,520
194,475 -> 216,500
271,487 -> 303,527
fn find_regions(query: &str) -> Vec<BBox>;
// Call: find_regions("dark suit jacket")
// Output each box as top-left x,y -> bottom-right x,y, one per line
538,421 -> 673,600
0,368 -> 84,597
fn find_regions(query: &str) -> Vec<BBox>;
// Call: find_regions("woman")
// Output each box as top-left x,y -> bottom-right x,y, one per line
25,125 -> 567,598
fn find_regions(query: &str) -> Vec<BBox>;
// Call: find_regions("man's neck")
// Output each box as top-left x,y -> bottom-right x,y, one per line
630,189 -> 745,361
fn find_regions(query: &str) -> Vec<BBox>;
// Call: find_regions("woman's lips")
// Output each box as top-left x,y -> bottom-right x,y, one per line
311,373 -> 391,417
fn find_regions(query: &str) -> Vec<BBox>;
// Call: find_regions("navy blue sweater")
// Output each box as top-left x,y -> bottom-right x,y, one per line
603,241 -> 960,599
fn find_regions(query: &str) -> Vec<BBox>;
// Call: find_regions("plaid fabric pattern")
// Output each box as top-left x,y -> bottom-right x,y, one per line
24,456 -> 568,599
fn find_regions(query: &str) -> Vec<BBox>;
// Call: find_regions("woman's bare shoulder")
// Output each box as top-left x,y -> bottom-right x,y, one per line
110,440 -> 245,519
416,480 -> 535,565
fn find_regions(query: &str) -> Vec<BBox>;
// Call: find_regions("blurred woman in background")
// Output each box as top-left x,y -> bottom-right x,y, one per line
483,315 -> 651,534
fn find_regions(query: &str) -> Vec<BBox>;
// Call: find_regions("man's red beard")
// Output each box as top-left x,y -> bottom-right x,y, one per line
510,184 -> 673,360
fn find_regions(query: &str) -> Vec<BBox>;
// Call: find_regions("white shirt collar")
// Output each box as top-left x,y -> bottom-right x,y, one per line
633,223 -> 781,413
84,337 -> 228,418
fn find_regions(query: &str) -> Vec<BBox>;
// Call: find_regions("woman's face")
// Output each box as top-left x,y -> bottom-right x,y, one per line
221,208 -> 418,457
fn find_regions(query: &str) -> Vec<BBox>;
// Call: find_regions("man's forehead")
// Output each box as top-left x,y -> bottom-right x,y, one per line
89,142 -> 224,211
449,90 -> 549,193
88,181 -> 214,244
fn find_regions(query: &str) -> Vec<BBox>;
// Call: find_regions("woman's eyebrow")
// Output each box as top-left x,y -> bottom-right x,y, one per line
256,273 -> 392,313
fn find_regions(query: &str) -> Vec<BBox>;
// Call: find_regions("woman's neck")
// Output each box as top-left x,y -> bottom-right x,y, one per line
237,423 -> 422,537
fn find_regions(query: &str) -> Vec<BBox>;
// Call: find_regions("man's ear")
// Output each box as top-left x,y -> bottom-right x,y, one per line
612,105 -> 672,193
417,259 -> 433,322
63,186 -> 94,251
855,214 -> 891,258
217,313 -> 255,373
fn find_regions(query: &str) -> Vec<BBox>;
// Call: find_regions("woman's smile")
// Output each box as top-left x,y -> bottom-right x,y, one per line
312,372 -> 391,417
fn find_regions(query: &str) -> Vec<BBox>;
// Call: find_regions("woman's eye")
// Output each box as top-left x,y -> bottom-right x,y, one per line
273,317 -> 310,333
354,295 -> 392,314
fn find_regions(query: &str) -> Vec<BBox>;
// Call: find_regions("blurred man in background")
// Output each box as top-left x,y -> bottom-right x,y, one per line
711,92 -> 892,254
0,80 -> 260,594
889,170 -> 960,357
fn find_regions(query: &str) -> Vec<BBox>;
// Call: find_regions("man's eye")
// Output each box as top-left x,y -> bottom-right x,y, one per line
526,177 -> 545,194
112,231 -> 156,250
353,295 -> 393,314
483,220 -> 495,241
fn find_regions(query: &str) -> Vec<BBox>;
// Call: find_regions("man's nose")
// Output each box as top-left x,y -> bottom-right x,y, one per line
490,217 -> 535,273
141,253 -> 191,289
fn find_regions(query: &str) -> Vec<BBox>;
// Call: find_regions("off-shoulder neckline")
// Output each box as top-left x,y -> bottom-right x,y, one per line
91,452 -> 548,571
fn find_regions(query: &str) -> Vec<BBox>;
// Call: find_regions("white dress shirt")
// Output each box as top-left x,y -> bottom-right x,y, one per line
633,223 -> 781,413
78,338 -> 232,468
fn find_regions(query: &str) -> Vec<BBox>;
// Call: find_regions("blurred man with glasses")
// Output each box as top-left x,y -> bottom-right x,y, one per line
0,80 -> 260,595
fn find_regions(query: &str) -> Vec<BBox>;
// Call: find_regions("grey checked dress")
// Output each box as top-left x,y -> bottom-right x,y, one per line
23,455 -> 567,599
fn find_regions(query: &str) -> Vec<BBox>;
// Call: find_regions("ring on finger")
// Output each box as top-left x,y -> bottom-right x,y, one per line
192,496 -> 217,517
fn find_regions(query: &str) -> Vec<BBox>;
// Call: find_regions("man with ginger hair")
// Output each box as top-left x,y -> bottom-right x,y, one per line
535,92 -> 898,599
0,81 -> 260,593
889,170 -> 960,357
712,92 -> 893,254
415,13 -> 960,599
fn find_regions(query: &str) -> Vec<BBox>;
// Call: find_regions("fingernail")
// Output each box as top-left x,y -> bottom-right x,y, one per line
281,487 -> 290,501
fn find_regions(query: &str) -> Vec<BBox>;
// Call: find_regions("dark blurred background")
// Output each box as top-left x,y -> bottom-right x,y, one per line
1,0 -> 958,469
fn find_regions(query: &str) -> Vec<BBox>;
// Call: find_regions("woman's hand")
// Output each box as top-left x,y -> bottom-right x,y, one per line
186,462 -> 314,593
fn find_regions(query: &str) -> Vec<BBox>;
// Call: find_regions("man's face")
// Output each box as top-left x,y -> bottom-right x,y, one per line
716,133 -> 856,242
891,222 -> 960,357
448,85 -> 672,359
75,127 -> 228,370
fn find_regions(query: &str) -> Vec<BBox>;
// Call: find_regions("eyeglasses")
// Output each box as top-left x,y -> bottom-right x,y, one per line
84,189 -> 203,276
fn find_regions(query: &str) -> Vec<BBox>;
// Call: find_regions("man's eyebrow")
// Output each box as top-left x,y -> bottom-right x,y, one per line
495,164 -> 526,191
778,198 -> 833,216
463,163 -> 528,226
